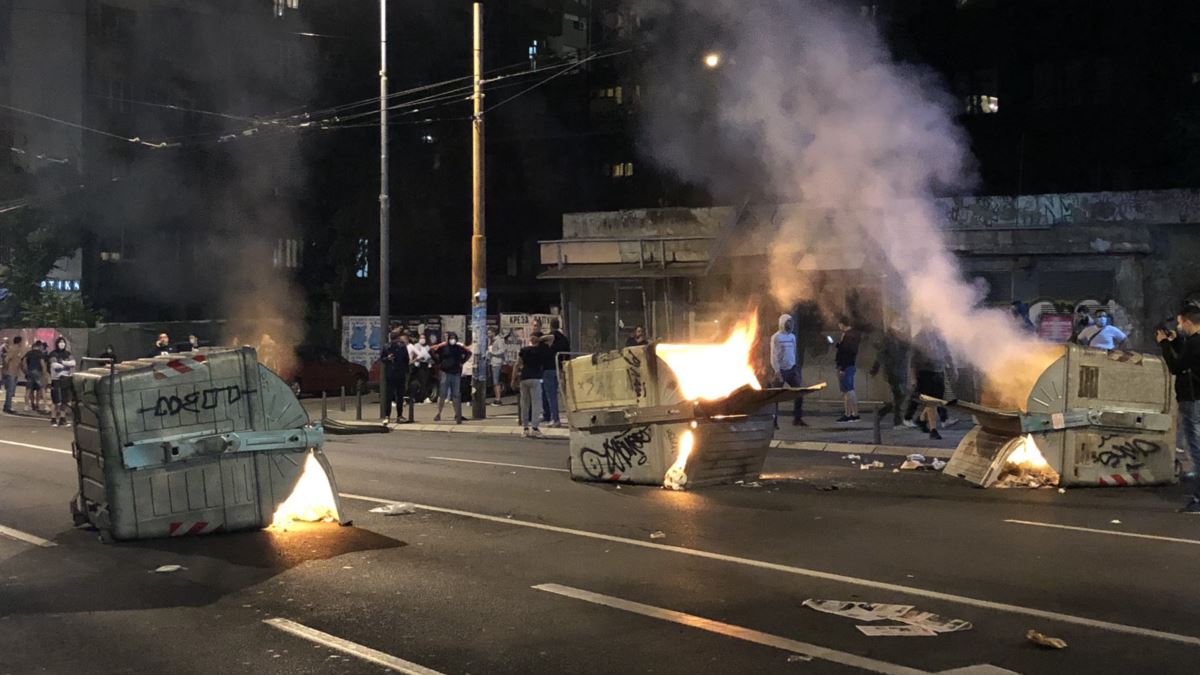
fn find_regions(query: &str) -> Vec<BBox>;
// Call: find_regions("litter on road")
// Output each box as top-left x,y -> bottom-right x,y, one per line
786,654 -> 813,662
649,531 -> 666,540
804,599 -> 973,634
1026,629 -> 1068,649
369,503 -> 417,515
153,564 -> 185,574
856,625 -> 937,637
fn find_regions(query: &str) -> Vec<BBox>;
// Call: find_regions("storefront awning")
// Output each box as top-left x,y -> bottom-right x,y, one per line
538,262 -> 711,280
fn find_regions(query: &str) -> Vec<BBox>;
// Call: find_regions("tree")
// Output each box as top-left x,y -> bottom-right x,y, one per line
0,204 -> 86,325
19,291 -> 101,328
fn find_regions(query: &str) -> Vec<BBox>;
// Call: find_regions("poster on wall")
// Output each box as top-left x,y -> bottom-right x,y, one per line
1037,313 -> 1075,343
341,316 -> 381,370
498,313 -> 560,363
440,315 -> 467,343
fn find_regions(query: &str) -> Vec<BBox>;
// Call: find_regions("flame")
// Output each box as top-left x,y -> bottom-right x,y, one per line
656,314 -> 761,401
664,429 -> 696,490
996,434 -> 1060,487
272,451 -> 340,527
1006,434 -> 1049,468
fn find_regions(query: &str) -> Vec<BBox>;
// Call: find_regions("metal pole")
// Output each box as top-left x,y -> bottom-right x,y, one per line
340,385 -> 346,412
321,391 -> 328,420
378,0 -> 391,421
356,385 -> 363,421
470,2 -> 488,420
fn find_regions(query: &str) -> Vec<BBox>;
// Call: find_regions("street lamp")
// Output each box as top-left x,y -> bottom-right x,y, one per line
702,52 -> 722,69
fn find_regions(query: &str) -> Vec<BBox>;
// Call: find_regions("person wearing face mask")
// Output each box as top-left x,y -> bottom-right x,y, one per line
770,313 -> 807,426
1076,309 -> 1128,351
408,333 -> 433,403
48,337 -> 76,427
431,332 -> 471,423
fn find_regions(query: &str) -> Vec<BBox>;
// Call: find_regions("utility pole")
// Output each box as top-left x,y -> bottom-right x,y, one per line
469,1 -> 488,420
378,0 -> 391,420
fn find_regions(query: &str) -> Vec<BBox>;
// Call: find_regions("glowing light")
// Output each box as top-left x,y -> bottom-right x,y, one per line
272,451 -> 340,527
1006,434 -> 1049,468
703,52 -> 722,69
664,430 -> 695,490
656,314 -> 761,401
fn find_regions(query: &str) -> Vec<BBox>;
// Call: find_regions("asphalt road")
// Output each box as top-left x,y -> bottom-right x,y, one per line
2,411 -> 1199,675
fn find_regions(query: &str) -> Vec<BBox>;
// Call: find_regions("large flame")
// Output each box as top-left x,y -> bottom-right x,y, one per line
656,314 -> 761,401
272,451 -> 340,527
996,434 -> 1060,487
664,429 -> 695,490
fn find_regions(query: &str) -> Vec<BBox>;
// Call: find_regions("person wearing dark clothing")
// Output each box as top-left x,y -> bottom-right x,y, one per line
904,327 -> 952,440
1158,302 -> 1200,513
541,318 -> 569,427
149,333 -> 172,358
99,345 -> 118,364
431,332 -> 471,423
48,337 -> 76,427
513,336 -> 545,436
834,318 -> 861,423
626,325 -> 648,347
870,324 -> 910,427
382,330 -> 410,422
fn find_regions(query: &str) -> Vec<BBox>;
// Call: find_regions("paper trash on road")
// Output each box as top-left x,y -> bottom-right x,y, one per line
844,454 -> 862,461
153,565 -> 185,573
802,599 -> 914,622
649,531 -> 666,540
1026,629 -> 1068,649
931,459 -> 947,471
895,609 -> 973,633
856,625 -> 938,637
369,503 -> 416,516
899,460 -> 922,470
907,454 -> 927,464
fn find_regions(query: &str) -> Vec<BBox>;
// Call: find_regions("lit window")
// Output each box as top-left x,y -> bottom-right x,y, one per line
355,237 -> 370,279
965,95 -> 999,114
609,162 -> 634,178
273,238 -> 302,269
99,251 -> 122,262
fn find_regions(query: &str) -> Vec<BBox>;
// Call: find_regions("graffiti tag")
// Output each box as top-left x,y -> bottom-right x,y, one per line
579,425 -> 652,479
623,351 -> 644,399
1096,437 -> 1161,471
138,385 -> 256,417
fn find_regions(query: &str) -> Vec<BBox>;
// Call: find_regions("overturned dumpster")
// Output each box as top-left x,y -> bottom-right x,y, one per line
69,347 -> 346,541
941,344 -> 1177,488
562,328 -> 823,488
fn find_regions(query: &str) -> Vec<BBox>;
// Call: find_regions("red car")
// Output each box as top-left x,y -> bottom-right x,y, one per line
279,345 -> 369,397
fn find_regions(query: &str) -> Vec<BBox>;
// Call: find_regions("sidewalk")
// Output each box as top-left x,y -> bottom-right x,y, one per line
303,395 -> 962,458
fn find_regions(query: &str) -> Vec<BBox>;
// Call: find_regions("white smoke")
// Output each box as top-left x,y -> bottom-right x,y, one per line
637,0 -> 1053,403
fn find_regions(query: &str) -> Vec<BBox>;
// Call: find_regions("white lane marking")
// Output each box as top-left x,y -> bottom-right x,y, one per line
0,439 -> 72,455
0,523 -> 57,548
1005,519 -> 1200,546
264,618 -> 445,675
533,583 -> 931,675
427,456 -> 568,473
339,492 -> 1200,648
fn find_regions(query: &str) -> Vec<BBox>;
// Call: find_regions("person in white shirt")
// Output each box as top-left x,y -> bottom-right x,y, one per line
407,334 -> 433,402
1076,309 -> 1128,351
486,327 -> 506,405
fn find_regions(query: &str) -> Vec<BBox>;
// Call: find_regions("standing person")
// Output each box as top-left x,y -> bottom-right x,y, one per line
2,335 -> 27,414
408,334 -> 433,403
47,337 -> 76,427
834,317 -> 861,423
512,334 -> 545,437
187,334 -> 201,351
381,329 -> 410,423
150,333 -> 172,357
905,325 -> 952,440
770,313 -> 807,426
99,344 -> 118,364
870,320 -> 910,428
1011,301 -> 1036,332
23,341 -> 46,413
487,327 -> 506,405
541,318 -> 569,427
1076,309 -> 1129,350
431,332 -> 470,423
1157,302 -> 1200,513
626,325 -> 649,347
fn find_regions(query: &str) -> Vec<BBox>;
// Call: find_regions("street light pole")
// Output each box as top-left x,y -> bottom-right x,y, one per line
378,0 -> 391,420
469,2 -> 488,420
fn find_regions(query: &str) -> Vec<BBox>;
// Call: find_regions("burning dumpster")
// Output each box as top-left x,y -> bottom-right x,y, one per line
562,317 -> 824,489
68,347 -> 346,541
941,344 -> 1177,488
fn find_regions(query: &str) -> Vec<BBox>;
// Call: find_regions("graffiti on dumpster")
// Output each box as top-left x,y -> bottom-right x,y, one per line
138,385 -> 257,417
623,350 -> 644,400
578,425 -> 652,478
1095,434 -> 1162,471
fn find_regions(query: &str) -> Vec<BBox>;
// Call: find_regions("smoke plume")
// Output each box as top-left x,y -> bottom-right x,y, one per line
637,0 -> 1055,406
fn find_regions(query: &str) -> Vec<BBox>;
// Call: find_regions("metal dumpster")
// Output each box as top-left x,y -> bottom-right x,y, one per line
562,344 -> 823,488
941,344 -> 1177,487
69,347 -> 346,541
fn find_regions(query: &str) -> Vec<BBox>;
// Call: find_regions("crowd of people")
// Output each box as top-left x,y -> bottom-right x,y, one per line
1,335 -> 77,427
378,318 -> 571,432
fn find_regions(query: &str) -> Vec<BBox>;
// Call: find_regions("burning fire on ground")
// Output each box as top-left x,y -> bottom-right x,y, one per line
272,451 -> 340,527
994,434 -> 1060,488
664,428 -> 696,490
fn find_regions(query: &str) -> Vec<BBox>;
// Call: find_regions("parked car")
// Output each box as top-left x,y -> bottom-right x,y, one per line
280,345 -> 369,397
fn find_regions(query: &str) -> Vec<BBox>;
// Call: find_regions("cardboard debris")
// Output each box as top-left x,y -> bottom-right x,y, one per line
1026,629 -> 1068,649
856,625 -> 937,637
369,503 -> 416,516
802,599 -> 913,622
899,460 -> 922,471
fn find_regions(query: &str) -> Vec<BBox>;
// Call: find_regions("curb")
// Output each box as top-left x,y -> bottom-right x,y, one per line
375,421 -> 951,457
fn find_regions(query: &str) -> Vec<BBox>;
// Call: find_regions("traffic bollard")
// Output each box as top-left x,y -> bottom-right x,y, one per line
406,396 -> 415,423
355,386 -> 363,421
321,391 -> 328,420
340,386 -> 346,412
